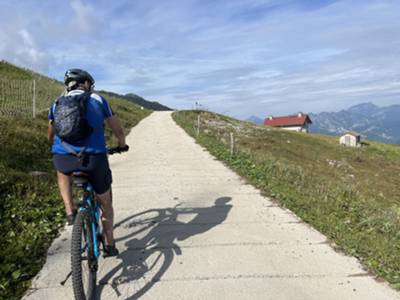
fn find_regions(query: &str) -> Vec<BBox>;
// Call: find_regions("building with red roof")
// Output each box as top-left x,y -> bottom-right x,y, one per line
264,113 -> 312,133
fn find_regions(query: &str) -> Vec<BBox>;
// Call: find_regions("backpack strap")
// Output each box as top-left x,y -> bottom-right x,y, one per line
61,141 -> 86,162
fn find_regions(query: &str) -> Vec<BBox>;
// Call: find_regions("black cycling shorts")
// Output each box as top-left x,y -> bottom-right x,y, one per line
52,154 -> 112,194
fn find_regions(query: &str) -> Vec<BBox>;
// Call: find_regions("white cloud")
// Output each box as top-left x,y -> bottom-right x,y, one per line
69,0 -> 101,33
0,25 -> 51,72
19,29 -> 34,47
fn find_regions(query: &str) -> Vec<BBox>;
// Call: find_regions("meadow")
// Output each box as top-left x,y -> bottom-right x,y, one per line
173,110 -> 400,289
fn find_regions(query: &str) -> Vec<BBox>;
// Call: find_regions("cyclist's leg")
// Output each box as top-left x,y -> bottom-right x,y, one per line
83,154 -> 115,247
53,154 -> 79,217
56,171 -> 74,216
96,189 -> 115,245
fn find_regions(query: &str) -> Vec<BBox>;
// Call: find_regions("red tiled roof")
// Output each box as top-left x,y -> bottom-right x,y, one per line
264,114 -> 312,127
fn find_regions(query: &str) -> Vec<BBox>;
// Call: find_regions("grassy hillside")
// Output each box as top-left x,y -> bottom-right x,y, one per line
0,61 -> 64,116
173,110 -> 400,289
0,62 -> 152,299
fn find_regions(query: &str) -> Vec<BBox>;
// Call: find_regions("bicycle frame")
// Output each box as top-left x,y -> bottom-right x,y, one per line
70,146 -> 128,299
78,181 -> 102,259
72,144 -> 129,260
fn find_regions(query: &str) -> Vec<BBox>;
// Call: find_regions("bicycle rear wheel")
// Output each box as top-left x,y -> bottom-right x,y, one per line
71,210 -> 97,300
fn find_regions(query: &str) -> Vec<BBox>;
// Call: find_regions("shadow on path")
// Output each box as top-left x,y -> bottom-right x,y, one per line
97,197 -> 232,299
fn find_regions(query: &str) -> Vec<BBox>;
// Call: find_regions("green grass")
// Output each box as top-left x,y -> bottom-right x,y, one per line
173,110 -> 400,289
0,62 -> 151,299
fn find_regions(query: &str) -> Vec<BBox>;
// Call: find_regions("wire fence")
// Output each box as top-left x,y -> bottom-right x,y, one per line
0,78 -> 64,117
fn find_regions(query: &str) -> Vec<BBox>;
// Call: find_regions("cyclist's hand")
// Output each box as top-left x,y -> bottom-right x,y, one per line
108,145 -> 129,154
119,144 -> 129,152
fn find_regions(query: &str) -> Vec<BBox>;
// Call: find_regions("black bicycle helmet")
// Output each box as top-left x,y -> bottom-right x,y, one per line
64,68 -> 95,87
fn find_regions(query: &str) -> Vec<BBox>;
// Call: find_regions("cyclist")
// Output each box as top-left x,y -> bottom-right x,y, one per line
48,68 -> 127,257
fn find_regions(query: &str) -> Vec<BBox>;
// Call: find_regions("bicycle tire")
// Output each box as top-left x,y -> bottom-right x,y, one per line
71,210 -> 97,300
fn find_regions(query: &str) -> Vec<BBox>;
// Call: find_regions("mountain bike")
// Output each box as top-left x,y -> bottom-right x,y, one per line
70,146 -> 128,300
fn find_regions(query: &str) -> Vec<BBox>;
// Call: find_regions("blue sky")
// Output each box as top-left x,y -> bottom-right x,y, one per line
1,0 -> 400,119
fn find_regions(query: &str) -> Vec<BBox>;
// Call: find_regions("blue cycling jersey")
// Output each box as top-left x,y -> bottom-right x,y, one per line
48,90 -> 113,154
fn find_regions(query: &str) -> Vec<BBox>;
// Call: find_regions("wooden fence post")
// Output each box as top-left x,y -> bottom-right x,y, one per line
32,79 -> 36,118
30,171 -> 48,193
230,132 -> 234,156
197,114 -> 200,137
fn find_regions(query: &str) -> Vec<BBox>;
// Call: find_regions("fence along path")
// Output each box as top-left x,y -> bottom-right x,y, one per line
0,78 -> 63,117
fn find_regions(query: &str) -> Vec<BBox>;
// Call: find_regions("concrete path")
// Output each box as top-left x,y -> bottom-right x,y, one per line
24,111 -> 400,299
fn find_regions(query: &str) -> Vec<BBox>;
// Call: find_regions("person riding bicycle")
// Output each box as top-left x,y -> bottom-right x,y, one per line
48,68 -> 127,257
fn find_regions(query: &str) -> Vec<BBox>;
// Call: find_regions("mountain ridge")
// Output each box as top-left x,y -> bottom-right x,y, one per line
247,102 -> 400,144
98,90 -> 172,111
246,115 -> 264,125
310,102 -> 400,144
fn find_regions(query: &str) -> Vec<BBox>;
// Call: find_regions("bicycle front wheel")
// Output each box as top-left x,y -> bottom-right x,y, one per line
71,210 -> 97,300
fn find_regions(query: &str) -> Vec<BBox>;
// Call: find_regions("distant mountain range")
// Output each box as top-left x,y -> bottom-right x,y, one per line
124,93 -> 172,111
99,91 -> 172,111
309,102 -> 400,144
247,115 -> 264,125
247,102 -> 400,144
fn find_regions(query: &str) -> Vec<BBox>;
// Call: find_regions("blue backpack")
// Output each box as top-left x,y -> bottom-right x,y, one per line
52,92 -> 93,145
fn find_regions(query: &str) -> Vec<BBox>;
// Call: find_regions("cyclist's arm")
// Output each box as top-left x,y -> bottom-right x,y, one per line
48,121 -> 55,144
106,116 -> 126,147
48,104 -> 55,144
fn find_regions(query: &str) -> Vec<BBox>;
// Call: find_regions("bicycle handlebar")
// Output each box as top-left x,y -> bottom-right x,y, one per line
107,145 -> 129,155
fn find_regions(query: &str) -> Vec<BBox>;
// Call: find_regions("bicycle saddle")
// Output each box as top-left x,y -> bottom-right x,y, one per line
71,172 -> 89,186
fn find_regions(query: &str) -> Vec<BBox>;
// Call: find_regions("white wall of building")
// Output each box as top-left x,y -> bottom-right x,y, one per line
340,134 -> 360,147
280,125 -> 309,132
